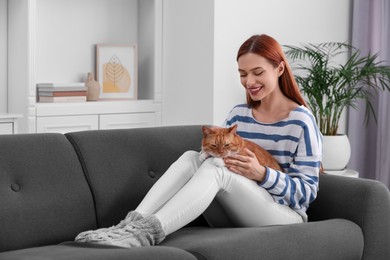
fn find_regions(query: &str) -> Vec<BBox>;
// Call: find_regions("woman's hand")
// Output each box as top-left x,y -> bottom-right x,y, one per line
224,148 -> 267,182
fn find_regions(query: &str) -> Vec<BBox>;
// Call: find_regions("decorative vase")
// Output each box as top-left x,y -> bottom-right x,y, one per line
85,72 -> 100,101
322,135 -> 351,171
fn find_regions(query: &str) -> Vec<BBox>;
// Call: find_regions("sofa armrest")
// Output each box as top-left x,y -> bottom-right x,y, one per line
307,174 -> 390,260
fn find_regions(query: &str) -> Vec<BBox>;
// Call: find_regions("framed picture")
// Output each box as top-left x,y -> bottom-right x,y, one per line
96,44 -> 137,99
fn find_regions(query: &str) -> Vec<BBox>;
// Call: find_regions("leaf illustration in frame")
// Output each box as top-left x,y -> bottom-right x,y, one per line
102,54 -> 131,93
105,54 -> 125,87
97,44 -> 138,99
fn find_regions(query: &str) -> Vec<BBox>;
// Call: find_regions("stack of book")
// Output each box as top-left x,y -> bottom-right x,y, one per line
37,83 -> 88,103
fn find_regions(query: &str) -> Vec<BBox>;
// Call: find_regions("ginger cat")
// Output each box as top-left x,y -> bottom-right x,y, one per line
200,125 -> 282,171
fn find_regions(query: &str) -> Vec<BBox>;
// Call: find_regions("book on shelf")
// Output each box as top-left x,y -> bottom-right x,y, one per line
38,91 -> 87,97
36,82 -> 88,103
38,96 -> 87,103
36,83 -> 86,87
36,82 -> 87,92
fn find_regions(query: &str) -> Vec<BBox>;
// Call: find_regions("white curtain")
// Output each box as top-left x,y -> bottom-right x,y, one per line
348,0 -> 390,187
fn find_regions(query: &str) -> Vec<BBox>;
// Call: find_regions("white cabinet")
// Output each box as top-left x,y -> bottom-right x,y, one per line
7,0 -> 163,133
36,115 -> 99,133
36,112 -> 158,133
0,123 -> 13,134
100,113 -> 157,130
35,100 -> 160,133
0,114 -> 22,134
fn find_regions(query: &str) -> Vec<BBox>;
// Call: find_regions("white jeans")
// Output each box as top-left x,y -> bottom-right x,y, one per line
135,151 -> 303,236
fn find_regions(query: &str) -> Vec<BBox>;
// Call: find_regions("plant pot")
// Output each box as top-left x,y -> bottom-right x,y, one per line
322,135 -> 351,171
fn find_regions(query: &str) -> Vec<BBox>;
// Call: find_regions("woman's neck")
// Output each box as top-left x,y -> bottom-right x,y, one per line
253,89 -> 299,123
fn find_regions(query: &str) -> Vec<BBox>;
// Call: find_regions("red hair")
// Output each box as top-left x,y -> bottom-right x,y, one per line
237,34 -> 307,108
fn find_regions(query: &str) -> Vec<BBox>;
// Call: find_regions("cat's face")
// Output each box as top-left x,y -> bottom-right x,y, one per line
201,125 -> 242,158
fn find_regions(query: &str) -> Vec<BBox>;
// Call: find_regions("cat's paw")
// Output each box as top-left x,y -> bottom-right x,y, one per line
199,152 -> 209,162
212,157 -> 225,167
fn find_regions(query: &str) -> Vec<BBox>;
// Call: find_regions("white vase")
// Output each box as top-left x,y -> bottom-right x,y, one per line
322,135 -> 351,171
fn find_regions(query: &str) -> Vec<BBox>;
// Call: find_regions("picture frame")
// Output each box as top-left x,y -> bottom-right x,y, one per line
96,44 -> 137,100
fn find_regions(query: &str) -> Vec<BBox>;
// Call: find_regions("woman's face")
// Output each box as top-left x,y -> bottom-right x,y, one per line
237,53 -> 284,102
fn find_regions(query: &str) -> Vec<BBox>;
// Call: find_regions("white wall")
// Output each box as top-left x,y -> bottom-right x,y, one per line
8,0 -> 29,128
161,0 -> 351,128
0,0 -> 7,113
35,0 -> 138,83
162,0 -> 215,126
213,0 -> 352,128
138,0 -> 158,100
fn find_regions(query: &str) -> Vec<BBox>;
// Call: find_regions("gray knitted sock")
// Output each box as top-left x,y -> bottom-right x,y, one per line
75,211 -> 144,243
124,211 -> 145,223
85,214 -> 165,247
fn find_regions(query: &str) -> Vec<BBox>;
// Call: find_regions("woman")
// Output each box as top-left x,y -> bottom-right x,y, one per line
75,34 -> 322,247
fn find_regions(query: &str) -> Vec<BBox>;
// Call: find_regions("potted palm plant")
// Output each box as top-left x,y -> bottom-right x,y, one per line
285,42 -> 390,171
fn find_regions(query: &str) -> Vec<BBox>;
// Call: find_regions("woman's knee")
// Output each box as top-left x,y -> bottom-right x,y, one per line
181,150 -> 199,159
195,158 -> 227,183
172,150 -> 202,178
179,150 -> 201,165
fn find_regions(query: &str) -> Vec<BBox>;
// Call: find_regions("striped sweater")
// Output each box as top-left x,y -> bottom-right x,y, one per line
224,104 -> 323,221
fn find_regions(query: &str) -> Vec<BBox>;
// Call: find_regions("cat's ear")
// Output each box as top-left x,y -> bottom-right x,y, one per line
228,124 -> 238,134
202,126 -> 214,137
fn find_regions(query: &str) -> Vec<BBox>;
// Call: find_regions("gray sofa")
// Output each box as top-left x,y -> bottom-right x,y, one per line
0,125 -> 389,260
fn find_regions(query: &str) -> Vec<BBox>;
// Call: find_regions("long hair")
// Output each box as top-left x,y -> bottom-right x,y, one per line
237,34 -> 307,108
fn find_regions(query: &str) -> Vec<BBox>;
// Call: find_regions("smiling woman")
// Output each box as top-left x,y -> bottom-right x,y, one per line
236,35 -> 307,111
75,34 -> 322,250
238,54 -> 283,107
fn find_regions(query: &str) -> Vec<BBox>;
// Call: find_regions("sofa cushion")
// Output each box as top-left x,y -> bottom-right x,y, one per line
65,126 -> 206,228
0,243 -> 197,260
308,174 -> 390,259
162,219 -> 363,260
0,134 -> 96,252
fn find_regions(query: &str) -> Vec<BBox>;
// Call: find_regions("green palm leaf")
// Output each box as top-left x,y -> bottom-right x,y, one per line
285,42 -> 390,135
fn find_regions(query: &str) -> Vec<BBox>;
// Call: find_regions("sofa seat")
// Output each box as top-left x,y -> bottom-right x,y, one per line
0,243 -> 197,260
162,219 -> 363,260
0,219 -> 363,260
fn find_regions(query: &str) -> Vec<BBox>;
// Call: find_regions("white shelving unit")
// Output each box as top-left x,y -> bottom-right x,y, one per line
35,100 -> 160,133
0,114 -> 22,134
7,0 -> 162,133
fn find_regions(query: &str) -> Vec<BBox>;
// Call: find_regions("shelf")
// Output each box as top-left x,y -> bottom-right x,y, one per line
0,113 -> 23,120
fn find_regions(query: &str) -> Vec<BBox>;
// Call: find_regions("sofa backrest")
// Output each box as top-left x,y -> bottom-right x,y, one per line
0,133 -> 96,252
65,125 -> 204,228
